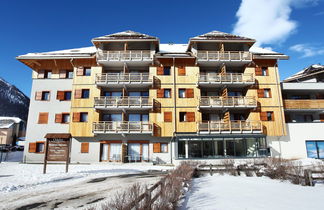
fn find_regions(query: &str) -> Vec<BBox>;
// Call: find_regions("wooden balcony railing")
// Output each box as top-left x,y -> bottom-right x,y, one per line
284,99 -> 324,110
197,51 -> 252,61
93,121 -> 153,134
198,121 -> 263,133
198,73 -> 254,84
94,96 -> 152,109
96,73 -> 152,85
199,96 -> 257,108
97,50 -> 152,61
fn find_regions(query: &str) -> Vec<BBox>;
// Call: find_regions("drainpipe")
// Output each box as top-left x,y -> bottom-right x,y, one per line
171,57 -> 177,164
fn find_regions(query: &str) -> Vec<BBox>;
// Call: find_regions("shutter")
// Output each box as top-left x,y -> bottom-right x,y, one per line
59,70 -> 67,78
271,112 -> 275,121
74,89 -> 82,99
56,91 -> 65,100
73,112 -> 81,122
320,114 -> 324,122
38,70 -> 45,79
81,142 -> 89,153
35,91 -> 42,100
260,112 -> 268,121
157,89 -> 164,98
257,89 -> 264,98
164,112 -> 172,122
187,112 -> 195,122
55,114 -> 63,123
255,67 -> 262,76
38,113 -> 48,124
28,142 -> 37,153
157,66 -> 164,75
186,89 -> 194,98
153,143 -> 161,153
265,67 -> 269,76
76,67 -> 84,76
268,89 -> 272,98
178,66 -> 186,76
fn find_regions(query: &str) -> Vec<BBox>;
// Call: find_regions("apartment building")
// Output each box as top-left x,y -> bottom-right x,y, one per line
17,30 -> 289,164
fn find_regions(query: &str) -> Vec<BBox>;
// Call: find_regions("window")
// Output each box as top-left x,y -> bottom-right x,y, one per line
179,112 -> 195,122
164,89 -> 171,98
260,112 -> 274,121
81,142 -> 89,153
64,91 -> 71,100
41,91 -> 50,101
306,141 -> 324,159
262,67 -> 268,76
153,143 -> 168,153
161,143 -> 168,153
44,71 -> 52,79
267,112 -> 274,121
178,89 -> 194,98
128,114 -> 149,121
304,115 -> 313,122
102,114 -> 122,121
179,89 -> 186,98
38,112 -> 48,124
81,89 -> 90,99
163,67 -> 171,75
57,91 -> 71,101
59,70 -> 73,79
255,66 -> 268,76
80,113 -> 88,122
36,142 -> 45,153
164,112 -> 172,122
264,89 -> 271,98
62,113 -> 70,123
84,68 -> 91,76
67,71 -> 73,78
76,67 -> 91,76
180,112 -> 186,122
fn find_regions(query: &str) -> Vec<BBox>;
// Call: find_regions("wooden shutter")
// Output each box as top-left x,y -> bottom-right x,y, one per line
55,114 -> 63,123
164,112 -> 172,122
157,66 -> 164,75
265,67 -> 269,76
76,67 -> 84,76
59,70 -> 67,79
28,142 -> 37,153
187,112 -> 195,122
81,142 -> 89,153
157,89 -> 164,98
186,89 -> 194,98
260,112 -> 268,121
320,114 -> 324,122
257,89 -> 264,98
268,89 -> 272,98
153,143 -> 161,153
74,89 -> 82,99
38,112 -> 48,124
178,66 -> 186,76
35,91 -> 42,100
255,67 -> 262,76
73,112 -> 81,122
38,70 -> 45,79
56,91 -> 65,100
271,112 -> 275,121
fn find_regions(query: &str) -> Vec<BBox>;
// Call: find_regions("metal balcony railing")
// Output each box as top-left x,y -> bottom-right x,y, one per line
198,73 -> 255,84
199,96 -> 257,108
196,51 -> 252,61
93,121 -> 153,133
97,50 -> 152,61
198,121 -> 263,133
95,73 -> 152,85
94,97 -> 152,109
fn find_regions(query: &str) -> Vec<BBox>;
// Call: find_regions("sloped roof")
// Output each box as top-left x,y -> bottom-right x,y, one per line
284,64 -> 324,82
190,31 -> 255,42
92,30 -> 158,42
0,117 -> 22,129
159,44 -> 188,53
249,46 -> 289,59
17,46 -> 96,59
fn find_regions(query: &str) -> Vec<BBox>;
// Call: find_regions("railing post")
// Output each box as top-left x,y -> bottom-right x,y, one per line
141,51 -> 143,61
229,121 -> 232,133
229,51 -> 231,61
230,73 -> 233,83
217,51 -> 220,61
107,51 -> 109,60
118,51 -> 121,61
206,51 -> 209,61
208,121 -> 210,133
239,121 -> 242,133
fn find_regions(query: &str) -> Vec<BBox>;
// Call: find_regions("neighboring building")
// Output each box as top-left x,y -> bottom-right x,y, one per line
17,30 -> 289,164
0,117 -> 26,145
280,64 -> 324,159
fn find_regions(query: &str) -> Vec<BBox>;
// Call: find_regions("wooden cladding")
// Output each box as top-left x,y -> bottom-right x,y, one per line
284,99 -> 324,110
81,142 -> 89,153
28,142 -> 37,153
164,112 -> 172,122
38,112 -> 48,124
178,66 -> 186,76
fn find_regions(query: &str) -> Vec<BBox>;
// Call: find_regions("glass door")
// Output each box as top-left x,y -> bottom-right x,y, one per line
109,143 -> 121,161
101,144 -> 109,161
142,144 -> 149,161
128,143 -> 141,161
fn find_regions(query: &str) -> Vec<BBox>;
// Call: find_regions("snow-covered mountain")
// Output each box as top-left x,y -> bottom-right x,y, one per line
0,77 -> 29,121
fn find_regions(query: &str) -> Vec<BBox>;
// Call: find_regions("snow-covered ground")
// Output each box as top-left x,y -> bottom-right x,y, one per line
181,175 -> 324,210
0,152 -> 173,209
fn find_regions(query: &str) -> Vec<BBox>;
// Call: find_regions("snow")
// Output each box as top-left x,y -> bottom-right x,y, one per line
159,44 -> 188,53
249,46 -> 279,54
0,116 -> 22,123
181,175 -> 324,210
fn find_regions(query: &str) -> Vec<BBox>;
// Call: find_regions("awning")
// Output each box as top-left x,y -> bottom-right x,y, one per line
44,133 -> 72,139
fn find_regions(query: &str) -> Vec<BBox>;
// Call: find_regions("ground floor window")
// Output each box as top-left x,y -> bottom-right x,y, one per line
100,143 -> 122,161
306,141 -> 324,159
177,137 -> 267,159
127,143 -> 149,162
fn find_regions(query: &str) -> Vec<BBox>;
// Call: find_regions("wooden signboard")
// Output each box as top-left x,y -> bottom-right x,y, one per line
43,138 -> 71,174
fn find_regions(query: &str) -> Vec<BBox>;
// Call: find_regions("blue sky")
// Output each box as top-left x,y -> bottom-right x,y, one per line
0,0 -> 323,96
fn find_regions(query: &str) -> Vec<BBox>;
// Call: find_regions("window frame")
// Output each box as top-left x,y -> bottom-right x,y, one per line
41,91 -> 50,101
62,113 -> 70,124
163,66 -> 171,75
164,89 -> 171,98
178,89 -> 186,98
81,89 -> 90,99
84,67 -> 91,76
36,142 -> 45,153
80,112 -> 88,122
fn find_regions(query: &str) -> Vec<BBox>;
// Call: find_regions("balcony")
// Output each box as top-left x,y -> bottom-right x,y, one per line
93,121 -> 153,134
196,51 -> 252,65
94,96 -> 152,110
199,96 -> 257,110
198,73 -> 255,87
95,73 -> 153,88
284,99 -> 324,111
198,121 -> 263,134
97,50 -> 153,65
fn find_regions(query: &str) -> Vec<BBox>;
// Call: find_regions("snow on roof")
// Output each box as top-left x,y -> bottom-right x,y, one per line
190,31 -> 255,41
159,44 -> 188,53
284,64 -> 324,81
249,46 -> 279,54
92,30 -> 158,41
17,46 -> 96,59
0,117 -> 22,124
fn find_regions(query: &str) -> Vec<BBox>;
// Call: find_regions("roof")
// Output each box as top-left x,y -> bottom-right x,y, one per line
92,30 -> 158,42
284,64 -> 324,82
16,46 -> 96,59
44,133 -> 72,139
159,44 -> 188,53
190,31 -> 255,42
250,46 -> 289,60
0,117 -> 22,124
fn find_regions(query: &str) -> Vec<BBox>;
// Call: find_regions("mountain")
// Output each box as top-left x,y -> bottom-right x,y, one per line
0,77 -> 29,121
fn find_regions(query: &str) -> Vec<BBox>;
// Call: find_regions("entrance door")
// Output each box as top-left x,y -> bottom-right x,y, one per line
109,143 -> 121,161
101,144 -> 109,161
128,143 -> 141,161
142,144 -> 149,161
